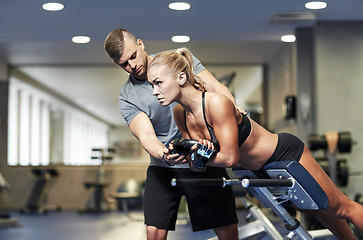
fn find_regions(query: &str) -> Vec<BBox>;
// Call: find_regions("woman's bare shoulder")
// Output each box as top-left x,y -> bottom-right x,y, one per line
205,92 -> 235,125
206,92 -> 234,108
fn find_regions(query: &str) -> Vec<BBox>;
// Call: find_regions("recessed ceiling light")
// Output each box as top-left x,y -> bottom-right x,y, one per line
72,36 -> 91,44
42,2 -> 64,11
305,1 -> 327,10
169,2 -> 191,11
281,35 -> 296,43
171,35 -> 190,43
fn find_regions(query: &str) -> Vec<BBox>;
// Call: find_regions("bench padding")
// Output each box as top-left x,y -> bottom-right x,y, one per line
263,160 -> 329,210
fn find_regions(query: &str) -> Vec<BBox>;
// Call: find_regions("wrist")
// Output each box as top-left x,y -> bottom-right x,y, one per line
190,152 -> 209,170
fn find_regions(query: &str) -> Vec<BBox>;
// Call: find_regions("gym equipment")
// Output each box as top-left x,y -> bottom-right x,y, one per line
223,169 -> 284,240
0,171 -> 11,190
0,170 -> 18,227
21,169 -> 61,214
172,160 -> 335,240
308,132 -> 354,153
316,158 -> 361,187
80,148 -> 114,213
308,131 -> 361,186
285,95 -> 297,120
171,138 -> 216,170
170,138 -> 199,155
110,179 -> 143,220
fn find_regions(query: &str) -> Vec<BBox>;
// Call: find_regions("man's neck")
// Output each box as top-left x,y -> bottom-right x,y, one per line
131,74 -> 146,82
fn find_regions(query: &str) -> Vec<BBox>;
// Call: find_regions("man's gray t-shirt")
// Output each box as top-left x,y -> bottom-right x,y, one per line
119,51 -> 205,168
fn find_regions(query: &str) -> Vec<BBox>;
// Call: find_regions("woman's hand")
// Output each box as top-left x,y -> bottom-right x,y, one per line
189,139 -> 215,172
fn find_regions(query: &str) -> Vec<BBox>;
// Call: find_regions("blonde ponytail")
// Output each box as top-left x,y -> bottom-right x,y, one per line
149,48 -> 206,92
176,48 -> 206,92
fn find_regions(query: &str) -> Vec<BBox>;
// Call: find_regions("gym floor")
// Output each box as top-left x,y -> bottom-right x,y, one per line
0,208 -> 338,240
0,208 -> 278,240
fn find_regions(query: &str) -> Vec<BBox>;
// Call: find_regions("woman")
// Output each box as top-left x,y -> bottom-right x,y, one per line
147,48 -> 363,240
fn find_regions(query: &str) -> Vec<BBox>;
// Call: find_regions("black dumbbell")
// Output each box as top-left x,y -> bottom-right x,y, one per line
308,132 -> 353,153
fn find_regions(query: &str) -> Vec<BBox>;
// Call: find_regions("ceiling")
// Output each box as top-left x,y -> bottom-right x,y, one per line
1,0 -> 363,126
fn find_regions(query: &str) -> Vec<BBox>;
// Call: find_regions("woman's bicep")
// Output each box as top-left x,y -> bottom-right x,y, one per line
209,97 -> 240,166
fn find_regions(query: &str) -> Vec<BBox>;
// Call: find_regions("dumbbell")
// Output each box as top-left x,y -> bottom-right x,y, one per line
308,132 -> 354,153
316,158 -> 361,187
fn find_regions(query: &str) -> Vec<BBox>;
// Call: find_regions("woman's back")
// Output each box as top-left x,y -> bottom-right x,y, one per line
239,119 -> 278,170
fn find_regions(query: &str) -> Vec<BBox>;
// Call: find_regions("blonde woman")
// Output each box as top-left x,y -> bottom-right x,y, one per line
147,47 -> 363,240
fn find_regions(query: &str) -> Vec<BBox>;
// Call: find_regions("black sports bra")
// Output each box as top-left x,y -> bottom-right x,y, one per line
184,92 -> 251,152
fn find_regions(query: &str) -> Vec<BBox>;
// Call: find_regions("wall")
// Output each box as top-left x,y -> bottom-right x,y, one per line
0,164 -> 148,210
266,43 -> 298,134
0,58 -> 9,164
0,57 -> 9,192
314,22 -> 363,198
268,21 -> 363,199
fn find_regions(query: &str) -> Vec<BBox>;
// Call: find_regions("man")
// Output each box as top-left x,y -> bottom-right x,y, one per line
104,28 -> 239,240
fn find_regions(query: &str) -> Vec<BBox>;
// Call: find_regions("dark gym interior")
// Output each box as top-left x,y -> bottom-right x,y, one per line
1,1 -> 363,240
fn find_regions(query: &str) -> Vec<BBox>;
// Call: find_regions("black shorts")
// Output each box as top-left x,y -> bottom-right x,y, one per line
267,133 -> 305,163
254,133 -> 305,177
143,166 -> 238,232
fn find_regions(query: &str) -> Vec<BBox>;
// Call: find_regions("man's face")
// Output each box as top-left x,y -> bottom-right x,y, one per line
114,38 -> 149,80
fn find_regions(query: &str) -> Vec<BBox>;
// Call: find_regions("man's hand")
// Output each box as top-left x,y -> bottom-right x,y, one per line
162,145 -> 187,166
236,106 -> 248,115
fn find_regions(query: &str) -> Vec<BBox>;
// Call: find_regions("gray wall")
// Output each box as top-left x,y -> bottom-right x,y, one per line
267,21 -> 363,199
266,43 -> 298,135
315,22 -> 363,197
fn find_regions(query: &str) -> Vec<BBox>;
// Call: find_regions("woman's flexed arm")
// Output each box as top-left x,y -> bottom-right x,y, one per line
205,93 -> 240,168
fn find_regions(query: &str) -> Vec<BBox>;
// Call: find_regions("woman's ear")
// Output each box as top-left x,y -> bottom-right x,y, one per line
178,72 -> 187,86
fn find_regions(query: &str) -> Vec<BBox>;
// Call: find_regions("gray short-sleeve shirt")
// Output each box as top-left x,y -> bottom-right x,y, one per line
119,51 -> 205,167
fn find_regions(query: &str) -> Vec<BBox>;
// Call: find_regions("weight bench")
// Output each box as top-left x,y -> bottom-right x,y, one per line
172,160 -> 335,240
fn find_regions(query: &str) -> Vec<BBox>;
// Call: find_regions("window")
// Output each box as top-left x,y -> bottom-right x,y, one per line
8,77 -> 109,166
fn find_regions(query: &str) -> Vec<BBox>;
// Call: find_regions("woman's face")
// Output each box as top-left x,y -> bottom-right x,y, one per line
148,66 -> 182,106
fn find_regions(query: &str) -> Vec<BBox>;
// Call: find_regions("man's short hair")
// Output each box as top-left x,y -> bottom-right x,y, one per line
104,28 -> 136,62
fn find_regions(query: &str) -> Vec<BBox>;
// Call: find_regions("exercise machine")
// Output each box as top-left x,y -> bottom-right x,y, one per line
80,148 -> 114,213
224,175 -> 284,240
109,179 -> 143,221
21,168 -> 61,214
169,138 -> 336,239
0,170 -> 18,227
173,160 -> 335,240
308,131 -> 361,187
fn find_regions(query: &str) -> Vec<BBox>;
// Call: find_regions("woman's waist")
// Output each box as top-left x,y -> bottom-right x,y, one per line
239,134 -> 278,170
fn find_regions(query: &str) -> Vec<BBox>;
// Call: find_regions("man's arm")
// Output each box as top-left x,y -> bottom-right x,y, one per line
198,69 -> 247,114
128,112 -> 167,159
128,112 -> 185,165
198,69 -> 236,104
